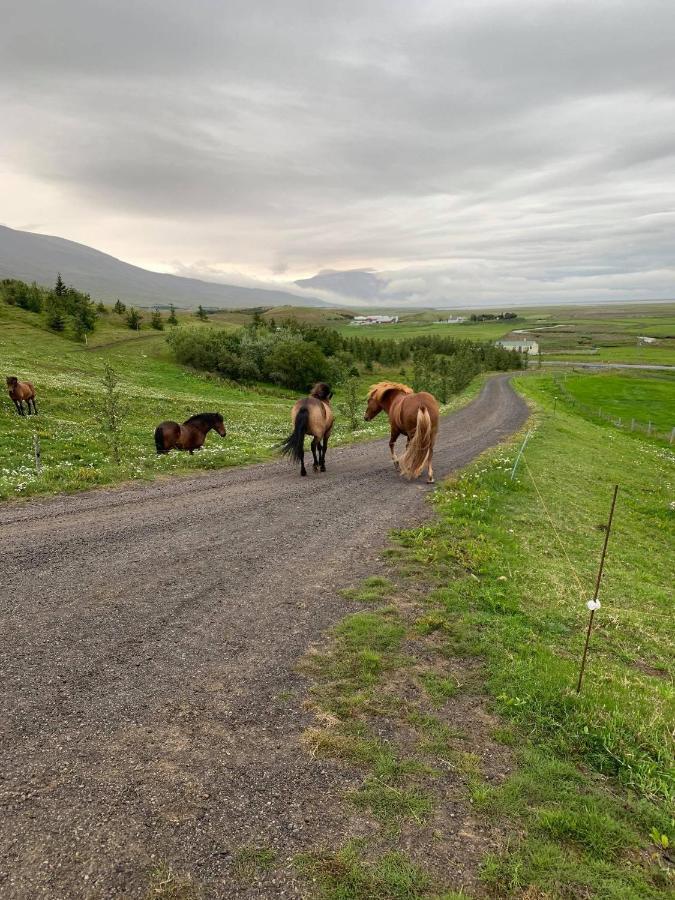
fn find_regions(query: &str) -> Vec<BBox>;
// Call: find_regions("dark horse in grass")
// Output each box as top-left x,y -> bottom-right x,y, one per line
364,381 -> 439,483
7,376 -> 38,416
279,382 -> 334,476
154,412 -> 226,455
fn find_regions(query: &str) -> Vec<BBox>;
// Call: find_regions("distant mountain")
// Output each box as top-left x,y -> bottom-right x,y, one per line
0,225 -> 327,309
295,268 -> 387,301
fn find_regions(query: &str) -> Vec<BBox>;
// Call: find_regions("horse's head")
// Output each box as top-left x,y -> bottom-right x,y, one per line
211,413 -> 227,437
310,382 -> 332,401
6,376 -> 18,388
364,382 -> 412,420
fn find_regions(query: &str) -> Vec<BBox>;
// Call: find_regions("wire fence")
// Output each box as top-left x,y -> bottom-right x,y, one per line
554,377 -> 675,444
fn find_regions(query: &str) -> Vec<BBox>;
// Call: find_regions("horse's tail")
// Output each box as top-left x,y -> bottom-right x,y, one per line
154,425 -> 166,455
279,406 -> 309,463
399,407 -> 433,480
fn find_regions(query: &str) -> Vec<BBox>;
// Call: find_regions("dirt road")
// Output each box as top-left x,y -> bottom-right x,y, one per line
0,376 -> 527,899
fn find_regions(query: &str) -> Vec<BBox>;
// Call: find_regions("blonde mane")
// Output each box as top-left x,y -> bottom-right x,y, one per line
367,381 -> 414,405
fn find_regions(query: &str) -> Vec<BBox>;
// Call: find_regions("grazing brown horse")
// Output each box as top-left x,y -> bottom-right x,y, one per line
280,382 -> 334,476
154,412 -> 226,455
364,381 -> 439,483
7,376 -> 38,416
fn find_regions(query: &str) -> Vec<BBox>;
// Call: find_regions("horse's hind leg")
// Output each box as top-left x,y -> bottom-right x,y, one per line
320,434 -> 329,472
389,427 -> 401,469
31,398 -> 38,415
310,438 -> 320,472
426,446 -> 434,484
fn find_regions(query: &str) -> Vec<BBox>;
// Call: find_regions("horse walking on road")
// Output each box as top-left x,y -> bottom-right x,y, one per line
7,376 -> 38,416
280,382 -> 334,476
155,412 -> 226,455
364,381 -> 439,483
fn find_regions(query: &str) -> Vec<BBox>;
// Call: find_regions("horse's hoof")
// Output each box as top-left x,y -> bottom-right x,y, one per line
427,477 -> 435,484
313,464 -> 319,472
320,466 -> 326,472
301,470 -> 307,476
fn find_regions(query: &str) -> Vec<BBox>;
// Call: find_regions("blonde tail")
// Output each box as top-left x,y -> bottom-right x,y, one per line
399,408 -> 432,479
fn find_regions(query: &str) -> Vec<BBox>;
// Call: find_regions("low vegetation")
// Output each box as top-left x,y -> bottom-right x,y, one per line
166,316 -> 522,393
296,371 -> 674,898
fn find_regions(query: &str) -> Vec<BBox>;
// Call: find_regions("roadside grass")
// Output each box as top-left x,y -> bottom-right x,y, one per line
230,846 -> 277,883
144,863 -> 198,900
297,372 -> 673,898
294,842 -> 437,900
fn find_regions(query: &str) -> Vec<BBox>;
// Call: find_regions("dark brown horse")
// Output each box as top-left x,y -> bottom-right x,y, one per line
7,376 -> 38,416
154,412 -> 226,455
364,381 -> 439,483
279,382 -> 334,476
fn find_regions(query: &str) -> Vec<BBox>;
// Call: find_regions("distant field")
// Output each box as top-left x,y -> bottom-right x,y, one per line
148,301 -> 675,365
558,371 -> 675,435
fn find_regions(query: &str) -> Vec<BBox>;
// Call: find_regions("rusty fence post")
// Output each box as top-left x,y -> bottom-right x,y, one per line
576,485 -> 619,693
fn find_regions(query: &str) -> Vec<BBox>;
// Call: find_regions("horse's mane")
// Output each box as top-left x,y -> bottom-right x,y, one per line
183,412 -> 223,426
309,382 -> 332,401
367,381 -> 413,404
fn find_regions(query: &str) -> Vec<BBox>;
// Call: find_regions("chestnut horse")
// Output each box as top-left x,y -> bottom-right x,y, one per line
280,382 -> 334,476
154,412 -> 226,455
7,376 -> 38,416
364,382 -> 439,483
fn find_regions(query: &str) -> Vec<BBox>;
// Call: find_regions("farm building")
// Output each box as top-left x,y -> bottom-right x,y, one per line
497,339 -> 539,355
350,315 -> 400,325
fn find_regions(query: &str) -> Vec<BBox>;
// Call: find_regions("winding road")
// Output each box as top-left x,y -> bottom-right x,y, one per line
0,375 -> 528,899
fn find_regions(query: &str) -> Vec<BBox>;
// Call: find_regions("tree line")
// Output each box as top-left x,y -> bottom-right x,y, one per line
166,316 -> 523,394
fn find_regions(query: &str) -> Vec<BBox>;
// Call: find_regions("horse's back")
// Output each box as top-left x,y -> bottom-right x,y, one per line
292,396 -> 333,438
399,391 -> 439,433
306,397 -> 333,437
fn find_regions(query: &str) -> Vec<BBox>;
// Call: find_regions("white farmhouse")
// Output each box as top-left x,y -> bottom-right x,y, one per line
497,339 -> 539,355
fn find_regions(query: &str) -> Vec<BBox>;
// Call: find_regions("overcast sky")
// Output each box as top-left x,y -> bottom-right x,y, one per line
2,0 -> 674,306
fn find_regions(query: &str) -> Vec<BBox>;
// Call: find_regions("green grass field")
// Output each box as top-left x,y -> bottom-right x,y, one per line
558,371 -> 675,436
295,370 -> 674,898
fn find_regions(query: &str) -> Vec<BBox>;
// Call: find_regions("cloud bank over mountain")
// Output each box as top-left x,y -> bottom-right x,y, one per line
1,1 -> 674,307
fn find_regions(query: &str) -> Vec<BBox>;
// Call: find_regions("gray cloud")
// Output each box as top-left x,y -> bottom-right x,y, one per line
1,0 -> 674,305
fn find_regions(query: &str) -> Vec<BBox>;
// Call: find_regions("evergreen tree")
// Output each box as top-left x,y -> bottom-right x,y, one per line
167,304 -> 178,326
195,305 -> 208,321
96,301 -> 107,314
126,308 -> 142,330
46,303 -> 66,332
113,299 -> 126,315
151,308 -> 164,330
54,273 -> 67,296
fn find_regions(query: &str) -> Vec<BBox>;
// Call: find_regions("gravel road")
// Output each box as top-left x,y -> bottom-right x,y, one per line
0,375 -> 528,899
